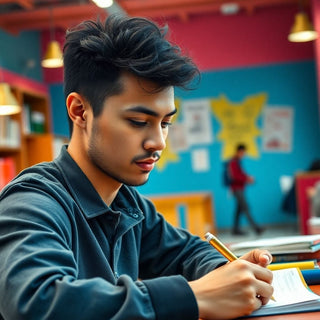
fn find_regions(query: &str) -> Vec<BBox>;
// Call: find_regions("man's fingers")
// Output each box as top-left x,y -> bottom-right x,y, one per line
254,265 -> 273,284
256,278 -> 275,304
240,249 -> 272,267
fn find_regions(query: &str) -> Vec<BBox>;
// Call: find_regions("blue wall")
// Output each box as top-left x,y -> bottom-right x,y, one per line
47,60 -> 320,229
0,29 -> 42,82
49,84 -> 69,137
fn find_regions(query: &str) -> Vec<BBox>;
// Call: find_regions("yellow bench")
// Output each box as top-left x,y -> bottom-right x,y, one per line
149,193 -> 216,238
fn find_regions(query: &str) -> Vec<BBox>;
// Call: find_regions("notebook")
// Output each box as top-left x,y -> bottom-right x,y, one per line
248,268 -> 320,317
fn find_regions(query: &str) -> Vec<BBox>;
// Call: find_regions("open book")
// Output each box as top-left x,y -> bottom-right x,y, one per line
249,268 -> 320,317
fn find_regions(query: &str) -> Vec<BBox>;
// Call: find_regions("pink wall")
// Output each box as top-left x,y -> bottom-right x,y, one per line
42,5 -> 314,84
163,6 -> 314,71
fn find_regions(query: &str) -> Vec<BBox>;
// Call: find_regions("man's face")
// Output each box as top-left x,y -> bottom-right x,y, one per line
238,149 -> 246,158
86,73 -> 176,187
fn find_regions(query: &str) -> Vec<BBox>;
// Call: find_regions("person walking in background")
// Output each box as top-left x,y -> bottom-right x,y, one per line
229,143 -> 265,235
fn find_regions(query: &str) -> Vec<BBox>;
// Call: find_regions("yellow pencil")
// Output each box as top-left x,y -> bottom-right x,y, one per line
205,232 -> 276,301
205,232 -> 238,261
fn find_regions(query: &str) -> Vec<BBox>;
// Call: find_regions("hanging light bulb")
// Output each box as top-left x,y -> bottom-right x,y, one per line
288,11 -> 318,42
0,83 -> 21,116
41,7 -> 63,68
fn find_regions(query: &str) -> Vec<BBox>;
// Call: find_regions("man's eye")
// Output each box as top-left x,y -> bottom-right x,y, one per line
161,122 -> 172,129
129,120 -> 147,127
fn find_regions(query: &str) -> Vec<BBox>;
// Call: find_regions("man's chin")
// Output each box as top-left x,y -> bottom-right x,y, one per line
126,176 -> 149,187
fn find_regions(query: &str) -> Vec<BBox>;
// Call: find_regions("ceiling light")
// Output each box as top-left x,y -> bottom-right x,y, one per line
41,7 -> 63,68
91,0 -> 114,8
288,11 -> 318,42
41,40 -> 63,68
220,3 -> 240,15
0,83 -> 21,116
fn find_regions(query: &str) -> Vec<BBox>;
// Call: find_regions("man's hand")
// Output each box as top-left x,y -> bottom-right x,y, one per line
188,249 -> 273,320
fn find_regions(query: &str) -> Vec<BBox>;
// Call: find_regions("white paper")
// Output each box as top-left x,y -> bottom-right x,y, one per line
183,99 -> 213,146
191,148 -> 210,172
262,107 -> 293,152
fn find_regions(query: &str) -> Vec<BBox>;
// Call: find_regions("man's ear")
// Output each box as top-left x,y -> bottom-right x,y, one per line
66,92 -> 87,128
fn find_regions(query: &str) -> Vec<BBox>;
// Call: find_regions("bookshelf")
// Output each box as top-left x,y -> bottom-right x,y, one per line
0,85 -> 54,185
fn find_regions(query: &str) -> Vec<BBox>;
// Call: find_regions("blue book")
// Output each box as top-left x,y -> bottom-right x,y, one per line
302,269 -> 320,285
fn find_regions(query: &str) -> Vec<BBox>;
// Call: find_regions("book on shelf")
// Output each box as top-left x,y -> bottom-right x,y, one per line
249,267 -> 320,317
22,103 -> 31,134
22,104 -> 46,134
0,157 -> 16,190
229,234 -> 320,256
0,116 -> 20,148
30,110 -> 45,133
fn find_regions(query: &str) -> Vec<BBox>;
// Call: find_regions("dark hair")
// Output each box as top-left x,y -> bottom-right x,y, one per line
236,143 -> 246,152
63,14 -> 200,133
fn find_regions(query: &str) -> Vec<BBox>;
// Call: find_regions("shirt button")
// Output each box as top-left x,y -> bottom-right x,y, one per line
114,271 -> 119,279
132,213 -> 139,218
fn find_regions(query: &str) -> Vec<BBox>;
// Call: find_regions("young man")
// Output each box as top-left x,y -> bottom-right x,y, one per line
229,144 -> 264,235
0,15 -> 273,320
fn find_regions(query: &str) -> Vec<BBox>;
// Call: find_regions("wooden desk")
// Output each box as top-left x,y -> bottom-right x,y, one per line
241,285 -> 320,319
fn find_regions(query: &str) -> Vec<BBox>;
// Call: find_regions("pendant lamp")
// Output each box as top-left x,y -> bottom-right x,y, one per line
0,83 -> 21,116
41,8 -> 63,68
42,40 -> 63,68
288,11 -> 318,42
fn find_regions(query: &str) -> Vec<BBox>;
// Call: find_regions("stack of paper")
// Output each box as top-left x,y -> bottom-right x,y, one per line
229,235 -> 320,256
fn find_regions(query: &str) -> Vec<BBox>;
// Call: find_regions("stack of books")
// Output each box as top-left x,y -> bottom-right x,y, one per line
229,234 -> 320,262
229,234 -> 320,286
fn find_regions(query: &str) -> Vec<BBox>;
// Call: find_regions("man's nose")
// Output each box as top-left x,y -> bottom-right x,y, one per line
143,127 -> 167,152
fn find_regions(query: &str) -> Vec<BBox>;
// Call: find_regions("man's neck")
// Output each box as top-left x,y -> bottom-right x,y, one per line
67,142 -> 122,206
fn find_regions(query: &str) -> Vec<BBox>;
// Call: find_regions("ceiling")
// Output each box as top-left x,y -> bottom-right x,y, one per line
0,0 -> 309,34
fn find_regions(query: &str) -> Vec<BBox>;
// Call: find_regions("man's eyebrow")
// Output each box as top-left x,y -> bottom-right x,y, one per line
126,106 -> 177,117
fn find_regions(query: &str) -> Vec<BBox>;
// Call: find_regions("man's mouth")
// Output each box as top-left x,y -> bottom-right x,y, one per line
135,158 -> 157,172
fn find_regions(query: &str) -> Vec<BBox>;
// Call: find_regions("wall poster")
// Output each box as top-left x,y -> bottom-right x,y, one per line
182,99 -> 213,146
262,107 -> 293,152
